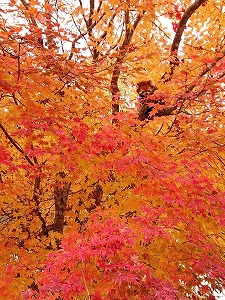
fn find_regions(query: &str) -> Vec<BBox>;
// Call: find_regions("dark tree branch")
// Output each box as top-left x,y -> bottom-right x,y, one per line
0,44 -> 18,59
0,122 -> 34,166
140,48 -> 225,123
69,0 -> 109,61
78,0 -> 88,27
0,123 -> 50,237
68,12 -> 106,60
150,20 -> 172,40
32,177 -> 50,237
185,49 -> 225,94
88,0 -> 95,28
96,0 -> 102,13
53,172 -> 71,233
167,49 -> 225,132
17,43 -> 21,82
161,0 -> 207,83
171,0 -> 207,54
86,183 -> 103,212
92,12 -> 117,60
20,0 -> 44,47
111,11 -> 143,116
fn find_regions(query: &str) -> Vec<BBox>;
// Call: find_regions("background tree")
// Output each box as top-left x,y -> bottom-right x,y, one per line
0,0 -> 225,299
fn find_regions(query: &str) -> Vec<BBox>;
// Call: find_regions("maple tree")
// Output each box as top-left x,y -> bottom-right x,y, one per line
0,0 -> 225,299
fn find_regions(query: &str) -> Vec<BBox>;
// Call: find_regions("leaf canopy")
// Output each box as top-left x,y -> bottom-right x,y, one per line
0,0 -> 225,299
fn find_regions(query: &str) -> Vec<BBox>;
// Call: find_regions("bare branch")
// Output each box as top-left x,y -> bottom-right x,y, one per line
0,122 -> 34,166
88,0 -> 95,28
92,12 -> 117,60
96,0 -> 102,13
161,0 -> 207,83
20,0 -> 44,46
172,0 -> 207,53
68,10 -> 106,60
78,0 -> 88,27
111,11 -> 143,116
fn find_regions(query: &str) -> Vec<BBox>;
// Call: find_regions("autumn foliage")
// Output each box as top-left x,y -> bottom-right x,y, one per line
0,0 -> 225,299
